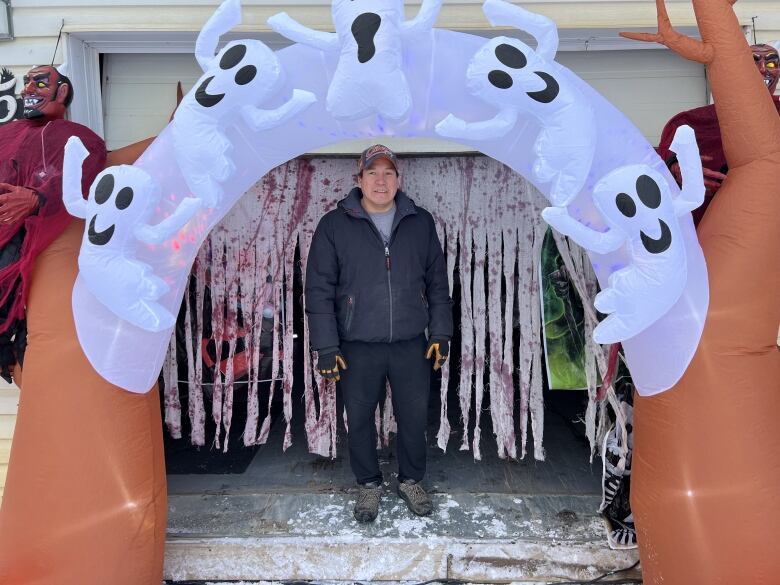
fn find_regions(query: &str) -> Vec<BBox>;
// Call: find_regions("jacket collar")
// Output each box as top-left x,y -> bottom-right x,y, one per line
340,187 -> 417,220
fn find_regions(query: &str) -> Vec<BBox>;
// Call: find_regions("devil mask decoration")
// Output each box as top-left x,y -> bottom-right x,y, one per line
752,44 -> 779,95
21,65 -> 70,120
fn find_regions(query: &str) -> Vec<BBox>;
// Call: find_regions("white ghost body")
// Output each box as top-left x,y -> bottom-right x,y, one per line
268,0 -> 441,121
63,137 -> 202,332
174,0 -> 316,207
436,0 -> 596,206
542,125 -> 705,344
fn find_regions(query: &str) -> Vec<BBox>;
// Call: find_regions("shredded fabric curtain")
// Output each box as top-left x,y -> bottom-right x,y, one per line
162,155 -> 613,460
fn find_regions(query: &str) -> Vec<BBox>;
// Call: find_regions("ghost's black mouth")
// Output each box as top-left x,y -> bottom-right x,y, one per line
88,215 -> 115,246
640,219 -> 672,254
526,71 -> 560,104
195,76 -> 225,108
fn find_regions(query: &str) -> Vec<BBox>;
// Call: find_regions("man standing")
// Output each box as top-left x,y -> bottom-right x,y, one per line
305,144 -> 453,522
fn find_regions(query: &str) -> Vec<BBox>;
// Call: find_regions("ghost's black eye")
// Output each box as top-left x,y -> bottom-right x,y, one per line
495,44 -> 527,69
616,193 -> 636,217
220,45 -> 247,70
488,70 -> 513,89
94,174 -> 114,205
637,175 -> 662,209
115,186 -> 134,210
235,65 -> 257,86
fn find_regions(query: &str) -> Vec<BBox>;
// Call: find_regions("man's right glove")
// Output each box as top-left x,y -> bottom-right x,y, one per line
425,337 -> 449,371
317,349 -> 348,381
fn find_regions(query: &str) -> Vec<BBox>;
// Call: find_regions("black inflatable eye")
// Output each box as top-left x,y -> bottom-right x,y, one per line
495,44 -> 527,69
220,45 -> 246,70
94,174 -> 114,205
115,186 -> 134,210
235,65 -> 257,86
616,193 -> 636,217
488,70 -> 513,89
637,174 -> 662,209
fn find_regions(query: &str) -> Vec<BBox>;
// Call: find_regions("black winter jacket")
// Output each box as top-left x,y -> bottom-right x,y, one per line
305,188 -> 453,351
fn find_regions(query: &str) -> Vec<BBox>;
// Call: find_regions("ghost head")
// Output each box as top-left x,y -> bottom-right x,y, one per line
593,166 -> 675,255
193,40 -> 282,116
86,166 -> 158,251
466,37 -> 560,111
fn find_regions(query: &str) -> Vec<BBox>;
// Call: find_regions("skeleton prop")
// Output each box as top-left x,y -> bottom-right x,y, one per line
63,136 -> 202,332
268,0 -> 441,121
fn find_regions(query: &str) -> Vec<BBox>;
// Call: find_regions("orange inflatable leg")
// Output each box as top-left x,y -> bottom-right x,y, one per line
0,220 -> 167,584
631,159 -> 780,583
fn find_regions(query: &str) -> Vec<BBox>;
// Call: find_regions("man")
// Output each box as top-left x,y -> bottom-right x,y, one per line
657,42 -> 780,225
0,64 -> 105,382
305,144 -> 453,522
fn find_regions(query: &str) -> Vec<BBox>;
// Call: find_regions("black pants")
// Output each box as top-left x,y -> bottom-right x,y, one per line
339,335 -> 430,485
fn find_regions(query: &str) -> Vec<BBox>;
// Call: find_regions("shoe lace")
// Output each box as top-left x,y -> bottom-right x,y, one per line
402,482 -> 428,501
357,486 -> 380,507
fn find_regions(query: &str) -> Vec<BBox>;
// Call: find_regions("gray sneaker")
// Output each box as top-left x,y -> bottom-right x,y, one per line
397,479 -> 433,516
354,482 -> 382,522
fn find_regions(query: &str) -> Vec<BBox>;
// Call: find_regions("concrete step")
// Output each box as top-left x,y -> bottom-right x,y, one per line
164,492 -> 640,582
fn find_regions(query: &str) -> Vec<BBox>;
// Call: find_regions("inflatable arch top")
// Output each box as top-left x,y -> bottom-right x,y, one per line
62,0 -> 708,396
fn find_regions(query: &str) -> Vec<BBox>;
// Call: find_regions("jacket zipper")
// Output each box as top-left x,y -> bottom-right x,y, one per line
346,295 -> 354,332
385,244 -> 393,342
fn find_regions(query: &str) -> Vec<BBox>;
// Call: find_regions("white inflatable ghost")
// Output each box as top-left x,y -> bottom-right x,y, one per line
63,136 -> 203,332
435,0 -> 596,207
542,125 -> 705,344
172,0 -> 316,208
268,0 -> 441,121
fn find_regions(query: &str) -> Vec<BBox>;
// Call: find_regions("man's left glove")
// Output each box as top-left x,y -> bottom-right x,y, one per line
425,337 -> 449,371
0,184 -> 39,225
317,348 -> 348,381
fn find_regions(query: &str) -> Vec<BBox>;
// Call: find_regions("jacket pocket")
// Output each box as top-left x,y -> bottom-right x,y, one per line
345,295 -> 355,333
420,288 -> 428,309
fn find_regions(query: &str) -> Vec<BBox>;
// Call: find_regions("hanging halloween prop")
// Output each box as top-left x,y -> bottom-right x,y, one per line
69,0 -> 708,400
0,66 -> 167,585
621,0 -> 780,582
0,68 -> 22,126
268,0 -> 442,121
63,136 -> 202,332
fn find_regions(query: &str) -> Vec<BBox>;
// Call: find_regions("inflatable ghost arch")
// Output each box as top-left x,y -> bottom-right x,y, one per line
62,0 -> 708,397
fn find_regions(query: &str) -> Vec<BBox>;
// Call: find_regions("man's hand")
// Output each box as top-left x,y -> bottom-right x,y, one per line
425,338 -> 449,371
668,156 -> 727,195
317,349 -> 347,381
0,183 -> 39,225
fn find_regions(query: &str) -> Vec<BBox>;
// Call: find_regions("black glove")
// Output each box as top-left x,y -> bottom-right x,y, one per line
425,337 -> 449,371
317,349 -> 348,381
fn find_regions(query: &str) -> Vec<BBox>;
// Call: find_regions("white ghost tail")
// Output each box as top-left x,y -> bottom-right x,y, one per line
63,136 -> 202,333
542,124 -> 705,344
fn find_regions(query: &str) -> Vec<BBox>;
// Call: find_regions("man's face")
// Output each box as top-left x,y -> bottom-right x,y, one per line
752,44 -> 779,95
21,66 -> 68,120
358,157 -> 399,213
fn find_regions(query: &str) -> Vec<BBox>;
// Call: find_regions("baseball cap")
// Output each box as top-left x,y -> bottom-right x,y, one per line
358,144 -> 399,174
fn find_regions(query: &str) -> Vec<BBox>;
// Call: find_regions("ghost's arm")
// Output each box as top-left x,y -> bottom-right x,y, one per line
240,90 -> 317,132
542,206 -> 625,254
669,124 -> 705,215
62,136 -> 89,219
435,109 -> 518,141
401,0 -> 442,35
482,0 -> 559,61
267,13 -> 339,51
134,198 -> 203,245
195,0 -> 242,71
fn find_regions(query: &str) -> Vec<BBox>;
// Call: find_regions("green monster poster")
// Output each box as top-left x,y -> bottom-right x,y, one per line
540,227 -> 589,390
